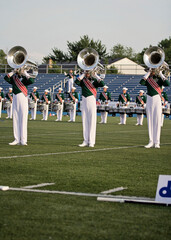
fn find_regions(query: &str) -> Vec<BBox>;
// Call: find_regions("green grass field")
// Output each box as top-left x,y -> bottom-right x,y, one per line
0,113 -> 171,240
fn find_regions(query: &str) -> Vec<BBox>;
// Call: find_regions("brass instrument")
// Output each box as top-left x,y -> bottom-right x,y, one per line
7,46 -> 38,78
143,46 -> 170,78
77,48 -> 105,77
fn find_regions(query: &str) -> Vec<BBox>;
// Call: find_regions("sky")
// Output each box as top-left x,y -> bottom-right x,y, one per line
0,0 -> 171,64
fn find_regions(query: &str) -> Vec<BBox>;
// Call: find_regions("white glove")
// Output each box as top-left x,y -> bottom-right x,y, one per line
74,70 -> 77,75
78,73 -> 85,80
143,71 -> 151,80
7,71 -> 15,78
64,72 -> 67,75
24,70 -> 31,78
94,73 -> 101,80
159,71 -> 166,80
100,74 -> 105,79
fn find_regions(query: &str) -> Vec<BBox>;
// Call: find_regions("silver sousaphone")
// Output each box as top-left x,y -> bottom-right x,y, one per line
77,48 -> 105,77
7,46 -> 38,78
143,46 -> 170,78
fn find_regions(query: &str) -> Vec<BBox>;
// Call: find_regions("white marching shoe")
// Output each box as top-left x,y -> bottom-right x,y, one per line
89,144 -> 94,148
78,142 -> 88,147
144,142 -> 154,148
9,140 -> 20,146
154,144 -> 160,149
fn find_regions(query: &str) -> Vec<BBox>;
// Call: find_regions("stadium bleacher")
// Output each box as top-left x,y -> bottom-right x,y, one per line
0,73 -> 171,102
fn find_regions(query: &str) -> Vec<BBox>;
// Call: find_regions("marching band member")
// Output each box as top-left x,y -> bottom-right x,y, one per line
118,87 -> 130,125
68,86 -> 78,122
135,90 -> 146,126
29,86 -> 39,120
140,69 -> 170,148
161,87 -> 168,127
0,87 -> 4,118
75,71 -> 105,147
5,87 -> 13,119
55,87 -> 64,121
4,69 -> 34,145
98,85 -> 111,124
41,89 -> 51,121
64,69 -> 76,93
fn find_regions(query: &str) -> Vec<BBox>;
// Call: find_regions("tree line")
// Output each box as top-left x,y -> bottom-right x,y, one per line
0,35 -> 171,66
43,35 -> 171,65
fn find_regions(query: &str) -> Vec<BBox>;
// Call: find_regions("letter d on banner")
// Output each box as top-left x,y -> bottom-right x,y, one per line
155,175 -> 171,204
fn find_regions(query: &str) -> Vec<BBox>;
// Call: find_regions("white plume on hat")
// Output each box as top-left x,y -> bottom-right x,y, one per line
139,90 -> 144,93
44,89 -> 49,93
0,87 -> 3,90
72,87 -> 76,90
9,88 -> 12,91
123,87 -> 128,91
103,85 -> 108,89
58,87 -> 63,91
33,86 -> 37,90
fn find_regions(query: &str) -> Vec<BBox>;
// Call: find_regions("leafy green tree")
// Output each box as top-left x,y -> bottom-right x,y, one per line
110,44 -> 136,60
67,35 -> 107,61
43,35 -> 107,63
43,48 -> 69,63
0,49 -> 7,64
158,36 -> 171,64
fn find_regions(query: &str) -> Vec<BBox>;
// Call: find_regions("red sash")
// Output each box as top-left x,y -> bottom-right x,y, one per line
8,93 -> 13,102
83,79 -> 97,98
57,93 -> 63,104
147,77 -> 162,97
32,92 -> 37,102
102,92 -> 108,100
138,96 -> 144,105
13,75 -> 28,96
121,94 -> 127,102
44,94 -> 49,104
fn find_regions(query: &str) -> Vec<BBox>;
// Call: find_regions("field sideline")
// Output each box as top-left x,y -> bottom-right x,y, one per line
0,113 -> 171,240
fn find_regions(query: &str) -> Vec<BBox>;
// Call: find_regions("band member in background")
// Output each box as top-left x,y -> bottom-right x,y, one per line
4,69 -> 34,145
64,69 -> 76,93
68,86 -> 78,122
118,87 -> 130,125
41,89 -> 51,121
161,86 -> 168,127
29,86 -> 39,120
140,69 -> 170,148
55,87 -> 64,121
0,87 -> 4,118
98,85 -> 111,124
135,90 -> 146,126
75,71 -> 105,147
5,87 -> 13,119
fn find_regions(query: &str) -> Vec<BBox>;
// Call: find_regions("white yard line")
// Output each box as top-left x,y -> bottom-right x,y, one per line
0,145 -> 144,159
0,143 -> 170,160
101,187 -> 127,194
22,183 -> 55,189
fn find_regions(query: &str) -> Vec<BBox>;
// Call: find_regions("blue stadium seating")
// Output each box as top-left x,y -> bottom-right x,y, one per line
0,73 -> 171,102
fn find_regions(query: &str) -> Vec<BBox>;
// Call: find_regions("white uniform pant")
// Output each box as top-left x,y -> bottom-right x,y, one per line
68,78 -> 73,93
0,101 -> 2,118
82,95 -> 96,145
43,105 -> 49,120
31,102 -> 37,120
56,104 -> 63,121
7,103 -> 13,118
120,113 -> 127,124
13,93 -> 28,144
101,111 -> 108,123
70,103 -> 76,122
146,95 -> 162,145
161,113 -> 164,127
137,114 -> 144,125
